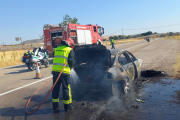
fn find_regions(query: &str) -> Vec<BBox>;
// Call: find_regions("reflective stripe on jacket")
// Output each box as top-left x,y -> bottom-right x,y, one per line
52,45 -> 72,74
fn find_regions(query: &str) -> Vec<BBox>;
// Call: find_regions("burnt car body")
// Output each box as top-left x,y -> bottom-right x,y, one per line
70,45 -> 143,97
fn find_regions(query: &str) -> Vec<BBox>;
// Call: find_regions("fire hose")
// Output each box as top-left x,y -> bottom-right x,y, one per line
25,62 -> 68,114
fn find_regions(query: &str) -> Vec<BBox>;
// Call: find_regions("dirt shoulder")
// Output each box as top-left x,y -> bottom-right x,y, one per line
174,52 -> 180,79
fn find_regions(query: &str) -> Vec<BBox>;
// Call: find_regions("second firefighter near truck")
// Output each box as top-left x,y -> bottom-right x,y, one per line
110,36 -> 115,49
52,38 -> 75,112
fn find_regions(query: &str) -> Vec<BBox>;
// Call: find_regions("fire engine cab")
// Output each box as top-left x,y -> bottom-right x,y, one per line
43,23 -> 104,56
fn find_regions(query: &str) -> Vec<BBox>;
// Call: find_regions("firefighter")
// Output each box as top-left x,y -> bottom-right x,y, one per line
52,38 -> 75,112
110,36 -> 115,49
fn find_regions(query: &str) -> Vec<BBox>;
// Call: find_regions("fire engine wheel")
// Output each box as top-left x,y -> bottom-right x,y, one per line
45,60 -> 49,67
28,63 -> 36,71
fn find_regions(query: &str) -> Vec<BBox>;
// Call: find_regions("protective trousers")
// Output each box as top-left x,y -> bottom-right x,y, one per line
52,73 -> 72,110
111,42 -> 115,49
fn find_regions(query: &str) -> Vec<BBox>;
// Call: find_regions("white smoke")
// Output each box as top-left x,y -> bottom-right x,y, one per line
89,96 -> 124,120
70,69 -> 80,84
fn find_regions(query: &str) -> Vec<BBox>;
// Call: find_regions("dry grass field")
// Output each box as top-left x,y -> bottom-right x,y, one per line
0,43 -> 43,48
0,50 -> 32,68
0,43 -> 43,68
0,43 -> 43,52
165,35 -> 180,40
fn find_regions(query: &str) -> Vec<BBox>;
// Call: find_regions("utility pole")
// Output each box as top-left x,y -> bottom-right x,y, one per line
122,29 -> 125,41
20,37 -> 23,48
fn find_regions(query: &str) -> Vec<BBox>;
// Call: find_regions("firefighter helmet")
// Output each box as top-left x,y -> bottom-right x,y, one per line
61,38 -> 74,48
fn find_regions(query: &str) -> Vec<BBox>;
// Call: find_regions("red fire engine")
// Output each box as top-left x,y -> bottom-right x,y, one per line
43,23 -> 104,56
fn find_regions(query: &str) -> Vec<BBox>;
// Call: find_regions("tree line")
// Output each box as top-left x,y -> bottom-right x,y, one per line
103,31 -> 180,41
106,31 -> 153,40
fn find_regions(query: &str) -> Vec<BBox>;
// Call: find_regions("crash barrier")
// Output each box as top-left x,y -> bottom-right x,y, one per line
103,39 -> 144,46
26,62 -> 68,114
0,46 -> 40,50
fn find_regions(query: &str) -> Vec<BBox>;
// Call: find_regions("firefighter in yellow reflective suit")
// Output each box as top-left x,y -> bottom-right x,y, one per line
110,36 -> 115,49
52,39 -> 75,111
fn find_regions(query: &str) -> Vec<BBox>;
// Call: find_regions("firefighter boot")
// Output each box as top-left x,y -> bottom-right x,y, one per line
69,103 -> 73,110
64,103 -> 73,112
53,102 -> 59,111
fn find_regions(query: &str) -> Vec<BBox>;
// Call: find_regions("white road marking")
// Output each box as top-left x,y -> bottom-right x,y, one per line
0,76 -> 52,97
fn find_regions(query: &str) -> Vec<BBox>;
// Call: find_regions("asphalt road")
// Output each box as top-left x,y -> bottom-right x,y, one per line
0,38 -> 180,120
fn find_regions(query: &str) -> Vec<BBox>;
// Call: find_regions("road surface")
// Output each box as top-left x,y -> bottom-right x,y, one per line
0,38 -> 180,120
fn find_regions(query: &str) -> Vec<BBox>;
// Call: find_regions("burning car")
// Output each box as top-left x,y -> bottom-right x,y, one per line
70,45 -> 143,97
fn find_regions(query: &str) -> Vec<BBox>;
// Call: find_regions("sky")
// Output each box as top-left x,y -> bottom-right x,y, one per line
0,0 -> 180,45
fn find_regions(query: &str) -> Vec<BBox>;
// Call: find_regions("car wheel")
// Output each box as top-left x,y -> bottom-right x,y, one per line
112,79 -> 130,96
124,79 -> 130,94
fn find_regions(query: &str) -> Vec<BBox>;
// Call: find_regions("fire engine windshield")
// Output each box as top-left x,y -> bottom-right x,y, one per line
51,32 -> 62,38
98,27 -> 102,36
